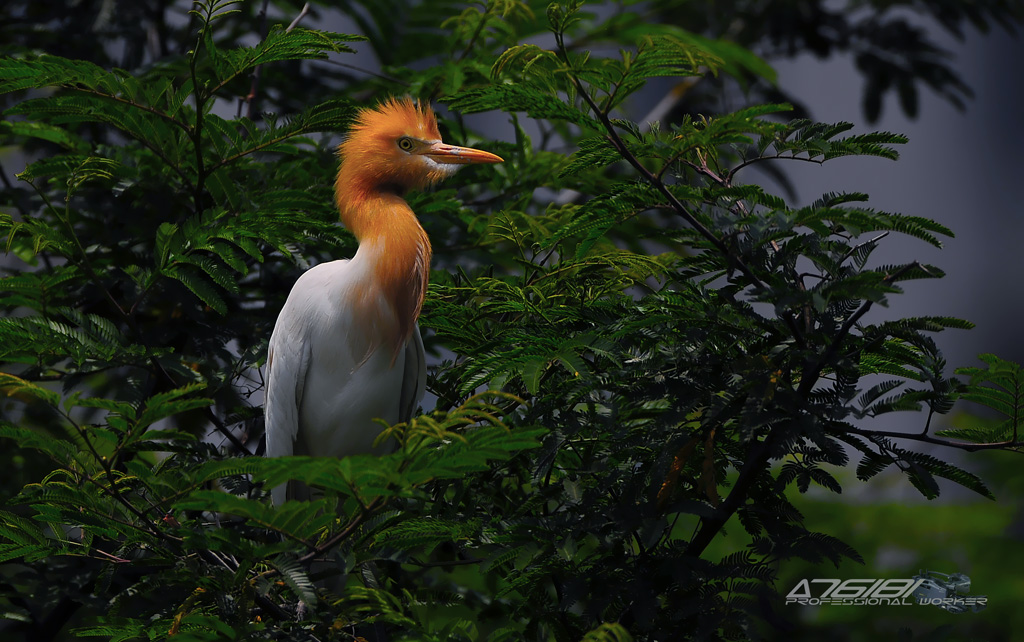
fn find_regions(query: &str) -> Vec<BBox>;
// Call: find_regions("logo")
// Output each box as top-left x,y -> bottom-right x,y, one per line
786,570 -> 986,613
910,570 -> 987,614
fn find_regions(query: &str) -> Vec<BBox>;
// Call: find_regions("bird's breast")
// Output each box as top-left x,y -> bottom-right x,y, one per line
286,260 -> 409,457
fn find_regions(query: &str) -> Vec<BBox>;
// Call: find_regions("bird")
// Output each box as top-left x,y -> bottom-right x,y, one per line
263,97 -> 503,505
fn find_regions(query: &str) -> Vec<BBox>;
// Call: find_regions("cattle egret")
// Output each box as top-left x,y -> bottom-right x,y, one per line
264,97 -> 503,504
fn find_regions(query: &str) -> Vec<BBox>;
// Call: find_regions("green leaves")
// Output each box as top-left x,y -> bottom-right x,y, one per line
606,35 -> 722,109
762,119 -> 909,162
939,354 -> 1024,446
204,99 -> 354,166
582,623 -> 634,642
207,27 -> 363,90
0,54 -> 133,95
445,84 -> 594,128
847,434 -> 994,500
176,491 -> 336,543
0,13 -> 379,635
154,210 -> 269,315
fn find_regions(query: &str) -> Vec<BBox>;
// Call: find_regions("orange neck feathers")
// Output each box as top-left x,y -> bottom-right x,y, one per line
333,97 -> 502,362
335,98 -> 436,361
335,180 -> 431,362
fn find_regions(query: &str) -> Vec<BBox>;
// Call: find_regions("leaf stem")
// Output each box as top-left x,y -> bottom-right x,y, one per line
845,425 -> 1022,452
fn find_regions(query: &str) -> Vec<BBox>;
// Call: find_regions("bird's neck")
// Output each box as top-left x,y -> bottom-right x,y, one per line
336,173 -> 431,361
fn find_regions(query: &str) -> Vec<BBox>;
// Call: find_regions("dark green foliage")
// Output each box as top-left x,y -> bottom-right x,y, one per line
1,1 -> 1022,641
939,354 -> 1024,444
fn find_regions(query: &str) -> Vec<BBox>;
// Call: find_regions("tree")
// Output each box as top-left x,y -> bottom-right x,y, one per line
1,1 -> 1022,640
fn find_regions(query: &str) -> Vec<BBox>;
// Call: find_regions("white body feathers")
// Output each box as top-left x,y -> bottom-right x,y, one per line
264,257 -> 425,505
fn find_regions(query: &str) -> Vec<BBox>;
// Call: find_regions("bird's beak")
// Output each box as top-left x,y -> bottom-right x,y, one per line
422,142 -> 504,165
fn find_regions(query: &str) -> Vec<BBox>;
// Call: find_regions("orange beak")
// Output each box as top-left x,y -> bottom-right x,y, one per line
423,142 -> 504,165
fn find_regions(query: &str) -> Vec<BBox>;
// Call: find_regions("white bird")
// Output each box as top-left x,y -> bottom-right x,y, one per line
264,97 -> 503,504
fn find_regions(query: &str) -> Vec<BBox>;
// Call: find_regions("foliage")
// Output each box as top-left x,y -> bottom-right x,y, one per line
0,1 -> 1022,641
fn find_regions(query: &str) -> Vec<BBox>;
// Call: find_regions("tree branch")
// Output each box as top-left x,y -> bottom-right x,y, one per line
726,152 -> 827,184
297,497 -> 384,564
552,30 -> 807,350
685,430 -> 775,557
286,3 -> 311,32
840,425 -> 1023,452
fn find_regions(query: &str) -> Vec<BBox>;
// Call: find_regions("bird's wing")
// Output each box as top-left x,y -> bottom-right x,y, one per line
399,324 -> 426,424
264,312 -> 313,506
264,309 -> 312,461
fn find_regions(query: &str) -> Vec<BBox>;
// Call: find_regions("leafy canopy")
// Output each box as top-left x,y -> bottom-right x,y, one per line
0,1 -> 1022,641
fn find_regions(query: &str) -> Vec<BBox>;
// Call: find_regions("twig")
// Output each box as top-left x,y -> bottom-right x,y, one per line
73,87 -> 192,134
297,497 -> 384,564
456,4 -> 492,63
242,0 -> 272,121
188,36 -> 208,218
237,1 -> 311,119
837,232 -> 889,267
91,547 -> 131,564
726,153 -> 828,184
320,59 -> 410,86
840,425 -> 1023,452
286,3 -> 311,32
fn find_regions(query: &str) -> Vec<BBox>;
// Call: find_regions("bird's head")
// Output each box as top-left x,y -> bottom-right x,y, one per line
339,96 -> 503,193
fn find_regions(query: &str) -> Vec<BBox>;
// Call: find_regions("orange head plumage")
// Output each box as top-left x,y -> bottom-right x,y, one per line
336,97 -> 503,209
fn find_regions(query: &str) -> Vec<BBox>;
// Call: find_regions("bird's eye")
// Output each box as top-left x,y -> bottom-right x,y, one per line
397,137 -> 415,152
